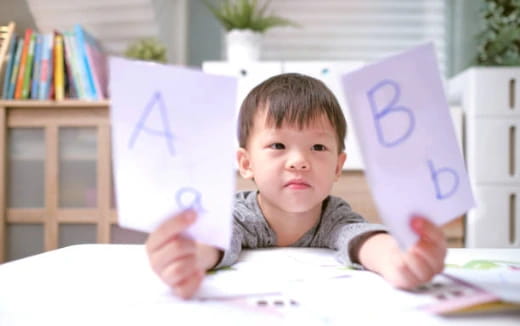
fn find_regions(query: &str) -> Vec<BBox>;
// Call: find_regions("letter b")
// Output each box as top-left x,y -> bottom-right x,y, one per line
428,160 -> 459,200
366,79 -> 415,147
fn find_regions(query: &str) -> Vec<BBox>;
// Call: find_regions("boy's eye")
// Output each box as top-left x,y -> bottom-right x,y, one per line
269,143 -> 285,150
312,144 -> 327,151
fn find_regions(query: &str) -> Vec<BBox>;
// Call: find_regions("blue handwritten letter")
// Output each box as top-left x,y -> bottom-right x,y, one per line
128,92 -> 175,155
176,187 -> 206,213
428,160 -> 460,200
367,79 -> 415,147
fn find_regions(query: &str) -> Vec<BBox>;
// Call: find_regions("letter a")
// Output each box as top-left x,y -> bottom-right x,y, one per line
428,160 -> 459,200
128,92 -> 175,155
367,79 -> 415,147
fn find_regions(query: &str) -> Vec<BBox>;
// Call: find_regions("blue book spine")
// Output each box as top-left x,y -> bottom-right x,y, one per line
7,38 -> 24,100
46,34 -> 55,100
1,36 -> 17,99
38,34 -> 53,100
74,24 -> 96,99
31,34 -> 42,99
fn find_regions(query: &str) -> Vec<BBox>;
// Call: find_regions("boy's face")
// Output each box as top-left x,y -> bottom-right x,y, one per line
237,109 -> 346,214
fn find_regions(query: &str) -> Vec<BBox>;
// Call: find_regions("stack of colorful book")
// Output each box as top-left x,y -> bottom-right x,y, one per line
1,24 -> 107,101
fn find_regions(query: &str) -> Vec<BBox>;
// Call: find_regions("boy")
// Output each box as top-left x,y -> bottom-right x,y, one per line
146,73 -> 447,299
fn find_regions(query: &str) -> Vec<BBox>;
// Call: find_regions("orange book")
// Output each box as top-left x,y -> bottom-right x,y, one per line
53,33 -> 64,100
14,28 -> 33,99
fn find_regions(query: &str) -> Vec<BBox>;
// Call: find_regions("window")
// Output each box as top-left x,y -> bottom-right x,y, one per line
263,0 -> 447,75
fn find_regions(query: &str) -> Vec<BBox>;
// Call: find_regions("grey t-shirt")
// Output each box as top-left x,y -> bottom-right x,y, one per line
215,191 -> 388,269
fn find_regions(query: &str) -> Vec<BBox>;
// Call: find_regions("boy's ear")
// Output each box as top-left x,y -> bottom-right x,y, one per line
335,152 -> 347,179
237,148 -> 254,179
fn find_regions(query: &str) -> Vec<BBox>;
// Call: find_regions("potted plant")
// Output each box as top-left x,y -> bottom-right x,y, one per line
204,0 -> 297,62
476,0 -> 520,66
124,37 -> 167,63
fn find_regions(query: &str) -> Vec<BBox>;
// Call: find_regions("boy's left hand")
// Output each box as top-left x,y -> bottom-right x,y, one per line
360,216 -> 447,290
381,216 -> 447,289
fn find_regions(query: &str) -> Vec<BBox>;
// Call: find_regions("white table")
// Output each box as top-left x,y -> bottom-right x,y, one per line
0,245 -> 519,326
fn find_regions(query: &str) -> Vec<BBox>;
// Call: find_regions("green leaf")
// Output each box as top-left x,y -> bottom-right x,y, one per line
476,0 -> 520,66
124,37 -> 167,63
501,46 -> 520,65
202,0 -> 298,33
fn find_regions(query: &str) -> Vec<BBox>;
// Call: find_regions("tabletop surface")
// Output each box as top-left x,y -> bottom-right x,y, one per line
0,245 -> 519,326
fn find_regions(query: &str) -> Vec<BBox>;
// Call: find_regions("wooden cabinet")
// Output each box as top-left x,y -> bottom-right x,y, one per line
0,100 -> 129,262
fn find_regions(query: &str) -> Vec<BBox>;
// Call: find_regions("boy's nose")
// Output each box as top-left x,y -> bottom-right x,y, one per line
290,162 -> 309,170
286,152 -> 310,170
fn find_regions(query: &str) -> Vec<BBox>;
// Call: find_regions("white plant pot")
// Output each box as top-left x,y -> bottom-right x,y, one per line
225,29 -> 263,63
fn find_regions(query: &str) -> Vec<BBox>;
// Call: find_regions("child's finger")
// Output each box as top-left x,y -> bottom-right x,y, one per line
149,237 -> 197,273
418,235 -> 447,263
410,216 -> 445,245
410,244 -> 445,276
175,270 -> 204,299
161,254 -> 198,287
388,258 -> 421,289
146,210 -> 197,252
402,252 -> 436,285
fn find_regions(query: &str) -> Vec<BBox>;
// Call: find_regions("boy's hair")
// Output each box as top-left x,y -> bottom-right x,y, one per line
238,73 -> 346,153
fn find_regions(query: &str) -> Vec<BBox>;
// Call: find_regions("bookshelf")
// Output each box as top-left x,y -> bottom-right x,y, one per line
0,99 -> 129,262
0,20 -> 116,261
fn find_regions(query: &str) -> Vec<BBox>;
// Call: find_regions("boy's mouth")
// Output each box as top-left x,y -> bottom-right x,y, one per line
284,180 -> 311,189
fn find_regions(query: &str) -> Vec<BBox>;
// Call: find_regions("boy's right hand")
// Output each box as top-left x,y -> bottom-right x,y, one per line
145,210 -> 220,299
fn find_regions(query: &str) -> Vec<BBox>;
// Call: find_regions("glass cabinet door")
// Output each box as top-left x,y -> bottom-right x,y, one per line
58,127 -> 98,208
7,224 -> 44,261
6,128 -> 46,261
7,128 -> 45,208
